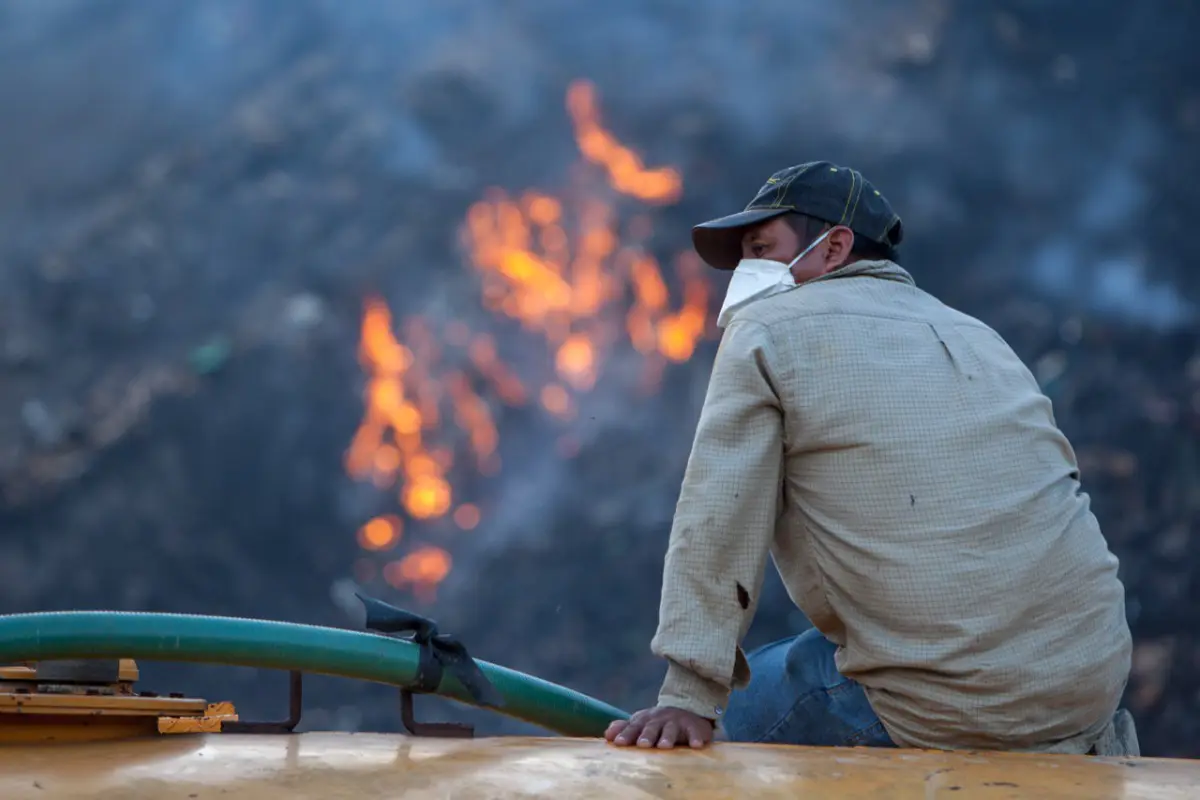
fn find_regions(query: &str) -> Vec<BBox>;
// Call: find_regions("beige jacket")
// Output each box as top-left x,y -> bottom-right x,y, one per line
651,259 -> 1132,753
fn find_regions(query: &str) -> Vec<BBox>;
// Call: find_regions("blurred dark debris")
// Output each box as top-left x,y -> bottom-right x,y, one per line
3,364 -> 198,508
0,0 -> 1198,758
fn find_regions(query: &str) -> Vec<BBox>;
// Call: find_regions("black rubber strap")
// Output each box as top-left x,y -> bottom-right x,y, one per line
411,636 -> 444,694
356,593 -> 503,707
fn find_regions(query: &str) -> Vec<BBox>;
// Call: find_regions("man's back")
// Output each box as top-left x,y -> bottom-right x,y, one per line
740,260 -> 1132,752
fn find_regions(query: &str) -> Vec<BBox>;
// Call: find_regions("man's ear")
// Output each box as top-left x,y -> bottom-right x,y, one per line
825,226 -> 856,269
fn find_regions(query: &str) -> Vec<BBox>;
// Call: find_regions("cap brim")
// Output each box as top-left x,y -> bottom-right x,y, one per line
691,207 -> 791,270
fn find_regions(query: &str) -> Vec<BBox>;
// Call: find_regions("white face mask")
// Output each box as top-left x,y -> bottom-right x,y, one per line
716,228 -> 833,328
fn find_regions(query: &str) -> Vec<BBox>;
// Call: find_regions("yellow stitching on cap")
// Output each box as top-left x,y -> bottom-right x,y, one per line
750,175 -> 780,209
744,203 -> 797,212
846,170 -> 864,227
882,212 -> 899,241
838,169 -> 858,225
772,172 -> 797,205
778,163 -> 814,205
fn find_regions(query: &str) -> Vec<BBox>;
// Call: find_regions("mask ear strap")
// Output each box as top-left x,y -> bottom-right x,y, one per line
786,227 -> 834,270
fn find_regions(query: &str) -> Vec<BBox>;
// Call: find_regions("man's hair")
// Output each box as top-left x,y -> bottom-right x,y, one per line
784,213 -> 899,264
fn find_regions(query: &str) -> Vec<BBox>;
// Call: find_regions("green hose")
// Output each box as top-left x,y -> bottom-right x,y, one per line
0,611 -> 628,738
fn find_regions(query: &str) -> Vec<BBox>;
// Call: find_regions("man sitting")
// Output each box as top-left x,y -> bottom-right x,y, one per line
605,161 -> 1136,756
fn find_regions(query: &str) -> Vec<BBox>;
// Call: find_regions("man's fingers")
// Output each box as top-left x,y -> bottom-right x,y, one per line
684,719 -> 711,749
637,718 -> 664,748
608,709 -> 712,750
612,714 -> 645,746
613,722 -> 642,746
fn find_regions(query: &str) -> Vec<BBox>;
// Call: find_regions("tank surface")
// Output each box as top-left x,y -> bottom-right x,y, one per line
1,733 -> 1197,799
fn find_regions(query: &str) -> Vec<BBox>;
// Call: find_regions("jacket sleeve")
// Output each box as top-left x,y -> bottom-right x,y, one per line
651,319 -> 784,720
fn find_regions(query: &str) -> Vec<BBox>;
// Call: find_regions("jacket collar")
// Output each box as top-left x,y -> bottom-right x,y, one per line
803,259 -> 915,288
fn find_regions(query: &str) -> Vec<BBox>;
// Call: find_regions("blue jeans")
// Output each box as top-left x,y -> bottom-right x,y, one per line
722,629 -> 896,747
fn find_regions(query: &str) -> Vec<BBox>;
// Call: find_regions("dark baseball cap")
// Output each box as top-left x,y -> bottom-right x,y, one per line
692,161 -> 904,270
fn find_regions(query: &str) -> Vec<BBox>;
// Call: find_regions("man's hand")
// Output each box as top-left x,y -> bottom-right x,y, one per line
604,706 -> 714,750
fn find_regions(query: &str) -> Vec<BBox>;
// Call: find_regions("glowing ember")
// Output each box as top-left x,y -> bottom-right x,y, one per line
357,515 -> 402,551
555,334 -> 596,390
540,384 -> 573,419
453,503 -> 481,531
383,546 -> 453,602
345,78 -> 714,602
402,474 -> 452,520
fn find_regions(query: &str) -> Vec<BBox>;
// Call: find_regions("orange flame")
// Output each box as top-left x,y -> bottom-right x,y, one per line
357,515 -> 402,551
383,546 -> 452,603
346,79 -> 714,602
565,81 -> 683,204
344,299 -> 456,518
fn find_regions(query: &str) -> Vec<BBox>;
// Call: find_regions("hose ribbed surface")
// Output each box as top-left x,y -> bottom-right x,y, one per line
0,611 -> 628,737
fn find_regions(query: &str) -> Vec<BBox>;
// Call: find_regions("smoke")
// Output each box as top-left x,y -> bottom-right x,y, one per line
1013,106 -> 1192,328
3,2 -> 1194,561
1,4 -> 1193,474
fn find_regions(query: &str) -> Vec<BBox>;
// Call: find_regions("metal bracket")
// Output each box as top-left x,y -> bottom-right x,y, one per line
222,670 -> 303,734
399,688 -> 474,738
35,659 -> 122,684
203,670 -> 474,738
